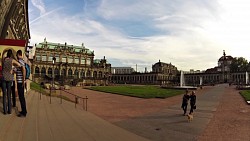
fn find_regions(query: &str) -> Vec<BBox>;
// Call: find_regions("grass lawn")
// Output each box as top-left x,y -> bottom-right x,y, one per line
30,82 -> 73,102
30,82 -> 47,94
240,90 -> 250,101
86,85 -> 185,98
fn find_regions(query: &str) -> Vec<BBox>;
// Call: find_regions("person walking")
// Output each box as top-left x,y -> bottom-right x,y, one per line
16,50 -> 27,117
1,49 -> 21,115
189,91 -> 196,115
181,89 -> 190,116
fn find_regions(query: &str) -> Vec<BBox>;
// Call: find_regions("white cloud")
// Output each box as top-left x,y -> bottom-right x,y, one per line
29,0 -> 250,72
31,0 -> 46,15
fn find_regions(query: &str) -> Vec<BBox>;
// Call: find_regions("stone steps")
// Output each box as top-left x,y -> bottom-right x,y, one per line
0,90 -> 149,141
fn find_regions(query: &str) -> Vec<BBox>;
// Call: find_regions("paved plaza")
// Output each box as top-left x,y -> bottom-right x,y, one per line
0,84 -> 249,141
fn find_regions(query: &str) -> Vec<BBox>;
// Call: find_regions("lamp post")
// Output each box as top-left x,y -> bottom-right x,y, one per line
52,56 -> 56,89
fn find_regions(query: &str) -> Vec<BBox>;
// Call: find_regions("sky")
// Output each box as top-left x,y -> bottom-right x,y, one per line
28,0 -> 250,72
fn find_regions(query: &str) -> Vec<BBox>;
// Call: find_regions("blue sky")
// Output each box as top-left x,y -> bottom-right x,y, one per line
29,0 -> 250,72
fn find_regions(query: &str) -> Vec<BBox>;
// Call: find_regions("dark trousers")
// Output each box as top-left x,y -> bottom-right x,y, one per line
182,103 -> 188,114
190,104 -> 195,114
2,80 -> 12,114
17,83 -> 27,115
11,82 -> 16,107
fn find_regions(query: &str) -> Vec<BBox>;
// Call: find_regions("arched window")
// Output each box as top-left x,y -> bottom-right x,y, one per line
61,69 -> 66,76
81,70 -> 85,78
41,67 -> 46,77
98,71 -> 102,78
74,69 -> 79,78
87,70 -> 91,77
68,69 -> 73,76
54,68 -> 59,76
93,71 -> 97,78
35,67 -> 40,74
48,68 -> 52,77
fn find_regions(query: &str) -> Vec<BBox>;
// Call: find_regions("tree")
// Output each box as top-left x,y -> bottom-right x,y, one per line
248,62 -> 250,71
230,57 -> 248,72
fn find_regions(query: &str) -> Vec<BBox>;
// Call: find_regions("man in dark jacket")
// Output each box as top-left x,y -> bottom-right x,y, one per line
181,89 -> 189,116
189,91 -> 196,115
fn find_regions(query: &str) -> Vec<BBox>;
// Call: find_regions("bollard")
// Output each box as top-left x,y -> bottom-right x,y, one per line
49,87 -> 52,104
75,96 -> 78,108
60,87 -> 62,104
86,96 -> 88,111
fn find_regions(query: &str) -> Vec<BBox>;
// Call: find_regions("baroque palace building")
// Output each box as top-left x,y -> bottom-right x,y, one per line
185,50 -> 249,86
0,0 -> 30,41
111,51 -> 250,86
32,38 -> 111,86
111,60 -> 178,85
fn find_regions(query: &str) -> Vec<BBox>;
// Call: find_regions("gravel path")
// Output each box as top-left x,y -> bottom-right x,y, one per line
197,85 -> 250,141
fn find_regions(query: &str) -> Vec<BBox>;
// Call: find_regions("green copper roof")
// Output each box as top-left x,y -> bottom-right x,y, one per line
94,59 -> 101,63
35,40 -> 94,54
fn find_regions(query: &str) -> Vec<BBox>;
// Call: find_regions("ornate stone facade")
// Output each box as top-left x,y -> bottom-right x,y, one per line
185,51 -> 248,85
33,39 -> 111,86
0,0 -> 30,40
111,60 -> 178,85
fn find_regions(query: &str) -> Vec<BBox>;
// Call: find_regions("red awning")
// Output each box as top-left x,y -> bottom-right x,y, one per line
0,39 -> 26,47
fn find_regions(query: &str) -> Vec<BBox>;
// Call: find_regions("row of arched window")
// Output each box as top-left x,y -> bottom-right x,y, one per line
34,67 -> 105,78
111,75 -> 173,82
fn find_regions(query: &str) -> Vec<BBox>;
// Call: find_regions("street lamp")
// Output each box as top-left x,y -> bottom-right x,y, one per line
52,56 -> 56,89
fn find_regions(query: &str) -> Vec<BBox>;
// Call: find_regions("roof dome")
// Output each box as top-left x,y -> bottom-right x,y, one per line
218,55 -> 233,61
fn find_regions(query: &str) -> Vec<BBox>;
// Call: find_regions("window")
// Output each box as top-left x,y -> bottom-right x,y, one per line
62,56 -> 67,63
87,70 -> 91,77
74,70 -> 79,78
61,69 -> 66,76
48,55 -> 53,62
93,71 -> 97,78
41,67 -> 46,76
75,57 -> 79,64
68,69 -> 73,76
68,56 -> 73,63
54,68 -> 59,76
35,67 -> 40,74
36,53 -> 41,61
42,55 -> 47,61
81,58 -> 86,65
86,58 -> 91,65
55,55 -> 60,62
48,68 -> 52,77
81,70 -> 85,78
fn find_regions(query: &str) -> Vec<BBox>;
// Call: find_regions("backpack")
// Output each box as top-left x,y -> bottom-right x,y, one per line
25,63 -> 31,79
